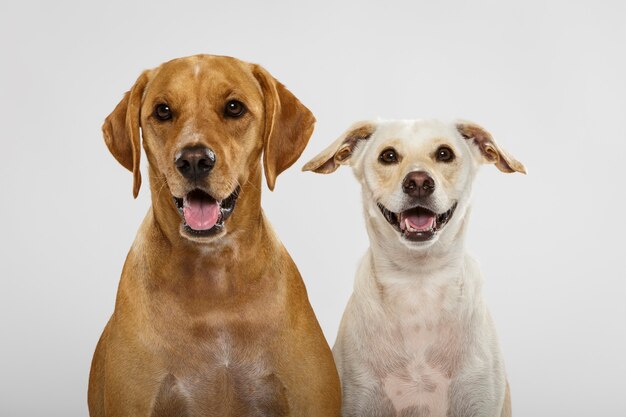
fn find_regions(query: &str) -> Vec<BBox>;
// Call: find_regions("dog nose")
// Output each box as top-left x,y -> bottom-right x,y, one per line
175,146 -> 216,181
402,171 -> 435,197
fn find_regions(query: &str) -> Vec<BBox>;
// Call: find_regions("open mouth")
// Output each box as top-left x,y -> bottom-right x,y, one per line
172,187 -> 240,237
377,201 -> 457,242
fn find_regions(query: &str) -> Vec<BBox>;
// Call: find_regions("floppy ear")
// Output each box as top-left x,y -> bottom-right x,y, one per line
456,121 -> 526,174
252,65 -> 316,191
302,121 -> 376,174
102,71 -> 150,198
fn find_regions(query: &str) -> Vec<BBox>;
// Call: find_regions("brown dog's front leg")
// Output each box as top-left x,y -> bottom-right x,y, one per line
149,374 -> 190,417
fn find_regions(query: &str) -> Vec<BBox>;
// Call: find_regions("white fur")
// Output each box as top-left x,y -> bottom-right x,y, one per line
327,119 -> 511,417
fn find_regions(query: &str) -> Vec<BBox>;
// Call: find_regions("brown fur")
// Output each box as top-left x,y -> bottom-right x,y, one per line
88,55 -> 340,417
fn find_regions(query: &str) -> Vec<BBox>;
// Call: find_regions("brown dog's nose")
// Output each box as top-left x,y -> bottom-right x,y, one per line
175,146 -> 216,181
402,171 -> 435,197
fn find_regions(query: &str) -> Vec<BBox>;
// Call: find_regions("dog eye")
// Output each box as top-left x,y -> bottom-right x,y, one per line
435,146 -> 455,162
154,104 -> 172,121
224,100 -> 247,118
379,148 -> 399,165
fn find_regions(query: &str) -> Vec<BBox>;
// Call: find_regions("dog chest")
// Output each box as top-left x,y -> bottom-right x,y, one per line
346,300 -> 465,416
152,329 -> 290,417
381,324 -> 458,416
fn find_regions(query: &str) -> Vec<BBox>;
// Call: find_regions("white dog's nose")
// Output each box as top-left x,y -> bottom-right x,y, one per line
402,171 -> 435,198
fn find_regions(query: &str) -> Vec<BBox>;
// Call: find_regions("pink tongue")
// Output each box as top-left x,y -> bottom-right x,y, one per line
183,196 -> 220,231
403,212 -> 435,231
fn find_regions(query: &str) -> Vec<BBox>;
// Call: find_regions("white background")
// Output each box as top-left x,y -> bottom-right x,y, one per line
1,1 -> 625,416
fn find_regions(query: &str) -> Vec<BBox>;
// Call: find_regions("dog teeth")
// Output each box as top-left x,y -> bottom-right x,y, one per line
404,219 -> 435,233
403,218 -> 438,234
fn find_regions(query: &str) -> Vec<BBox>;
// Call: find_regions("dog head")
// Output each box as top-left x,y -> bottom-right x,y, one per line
303,119 -> 525,250
103,55 -> 314,243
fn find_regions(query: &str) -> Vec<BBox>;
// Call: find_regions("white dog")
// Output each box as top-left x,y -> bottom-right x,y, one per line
303,119 -> 525,417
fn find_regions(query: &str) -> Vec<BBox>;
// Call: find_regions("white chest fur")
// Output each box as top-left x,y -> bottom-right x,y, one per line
347,251 -> 473,416
381,324 -> 457,415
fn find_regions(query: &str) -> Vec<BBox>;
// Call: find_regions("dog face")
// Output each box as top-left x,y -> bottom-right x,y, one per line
304,119 -> 525,249
103,55 -> 315,243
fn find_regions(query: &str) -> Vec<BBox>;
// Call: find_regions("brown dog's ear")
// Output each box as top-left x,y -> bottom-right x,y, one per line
456,121 -> 526,174
252,65 -> 316,191
302,121 -> 376,174
102,71 -> 150,198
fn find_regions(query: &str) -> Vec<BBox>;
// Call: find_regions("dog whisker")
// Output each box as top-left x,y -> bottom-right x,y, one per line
153,174 -> 170,201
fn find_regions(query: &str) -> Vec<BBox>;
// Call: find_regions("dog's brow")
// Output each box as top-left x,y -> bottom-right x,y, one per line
149,91 -> 177,105
221,89 -> 246,100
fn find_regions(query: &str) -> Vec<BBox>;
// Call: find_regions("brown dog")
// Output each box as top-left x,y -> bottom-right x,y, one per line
88,55 -> 340,417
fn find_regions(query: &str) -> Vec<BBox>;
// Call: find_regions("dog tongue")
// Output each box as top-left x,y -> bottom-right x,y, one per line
402,210 -> 436,231
183,194 -> 220,231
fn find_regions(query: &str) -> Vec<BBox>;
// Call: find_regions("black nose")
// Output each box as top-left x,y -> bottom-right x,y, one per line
175,146 -> 216,181
402,171 -> 435,197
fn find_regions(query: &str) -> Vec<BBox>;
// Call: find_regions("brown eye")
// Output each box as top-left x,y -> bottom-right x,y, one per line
436,146 -> 455,162
224,100 -> 246,118
154,104 -> 172,121
379,148 -> 399,164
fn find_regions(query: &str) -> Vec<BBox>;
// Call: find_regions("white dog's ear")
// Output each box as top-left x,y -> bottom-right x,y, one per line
456,122 -> 526,174
302,121 -> 376,174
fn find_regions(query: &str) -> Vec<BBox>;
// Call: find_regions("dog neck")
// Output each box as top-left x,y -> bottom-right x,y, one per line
364,200 -> 471,282
362,205 -> 474,326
